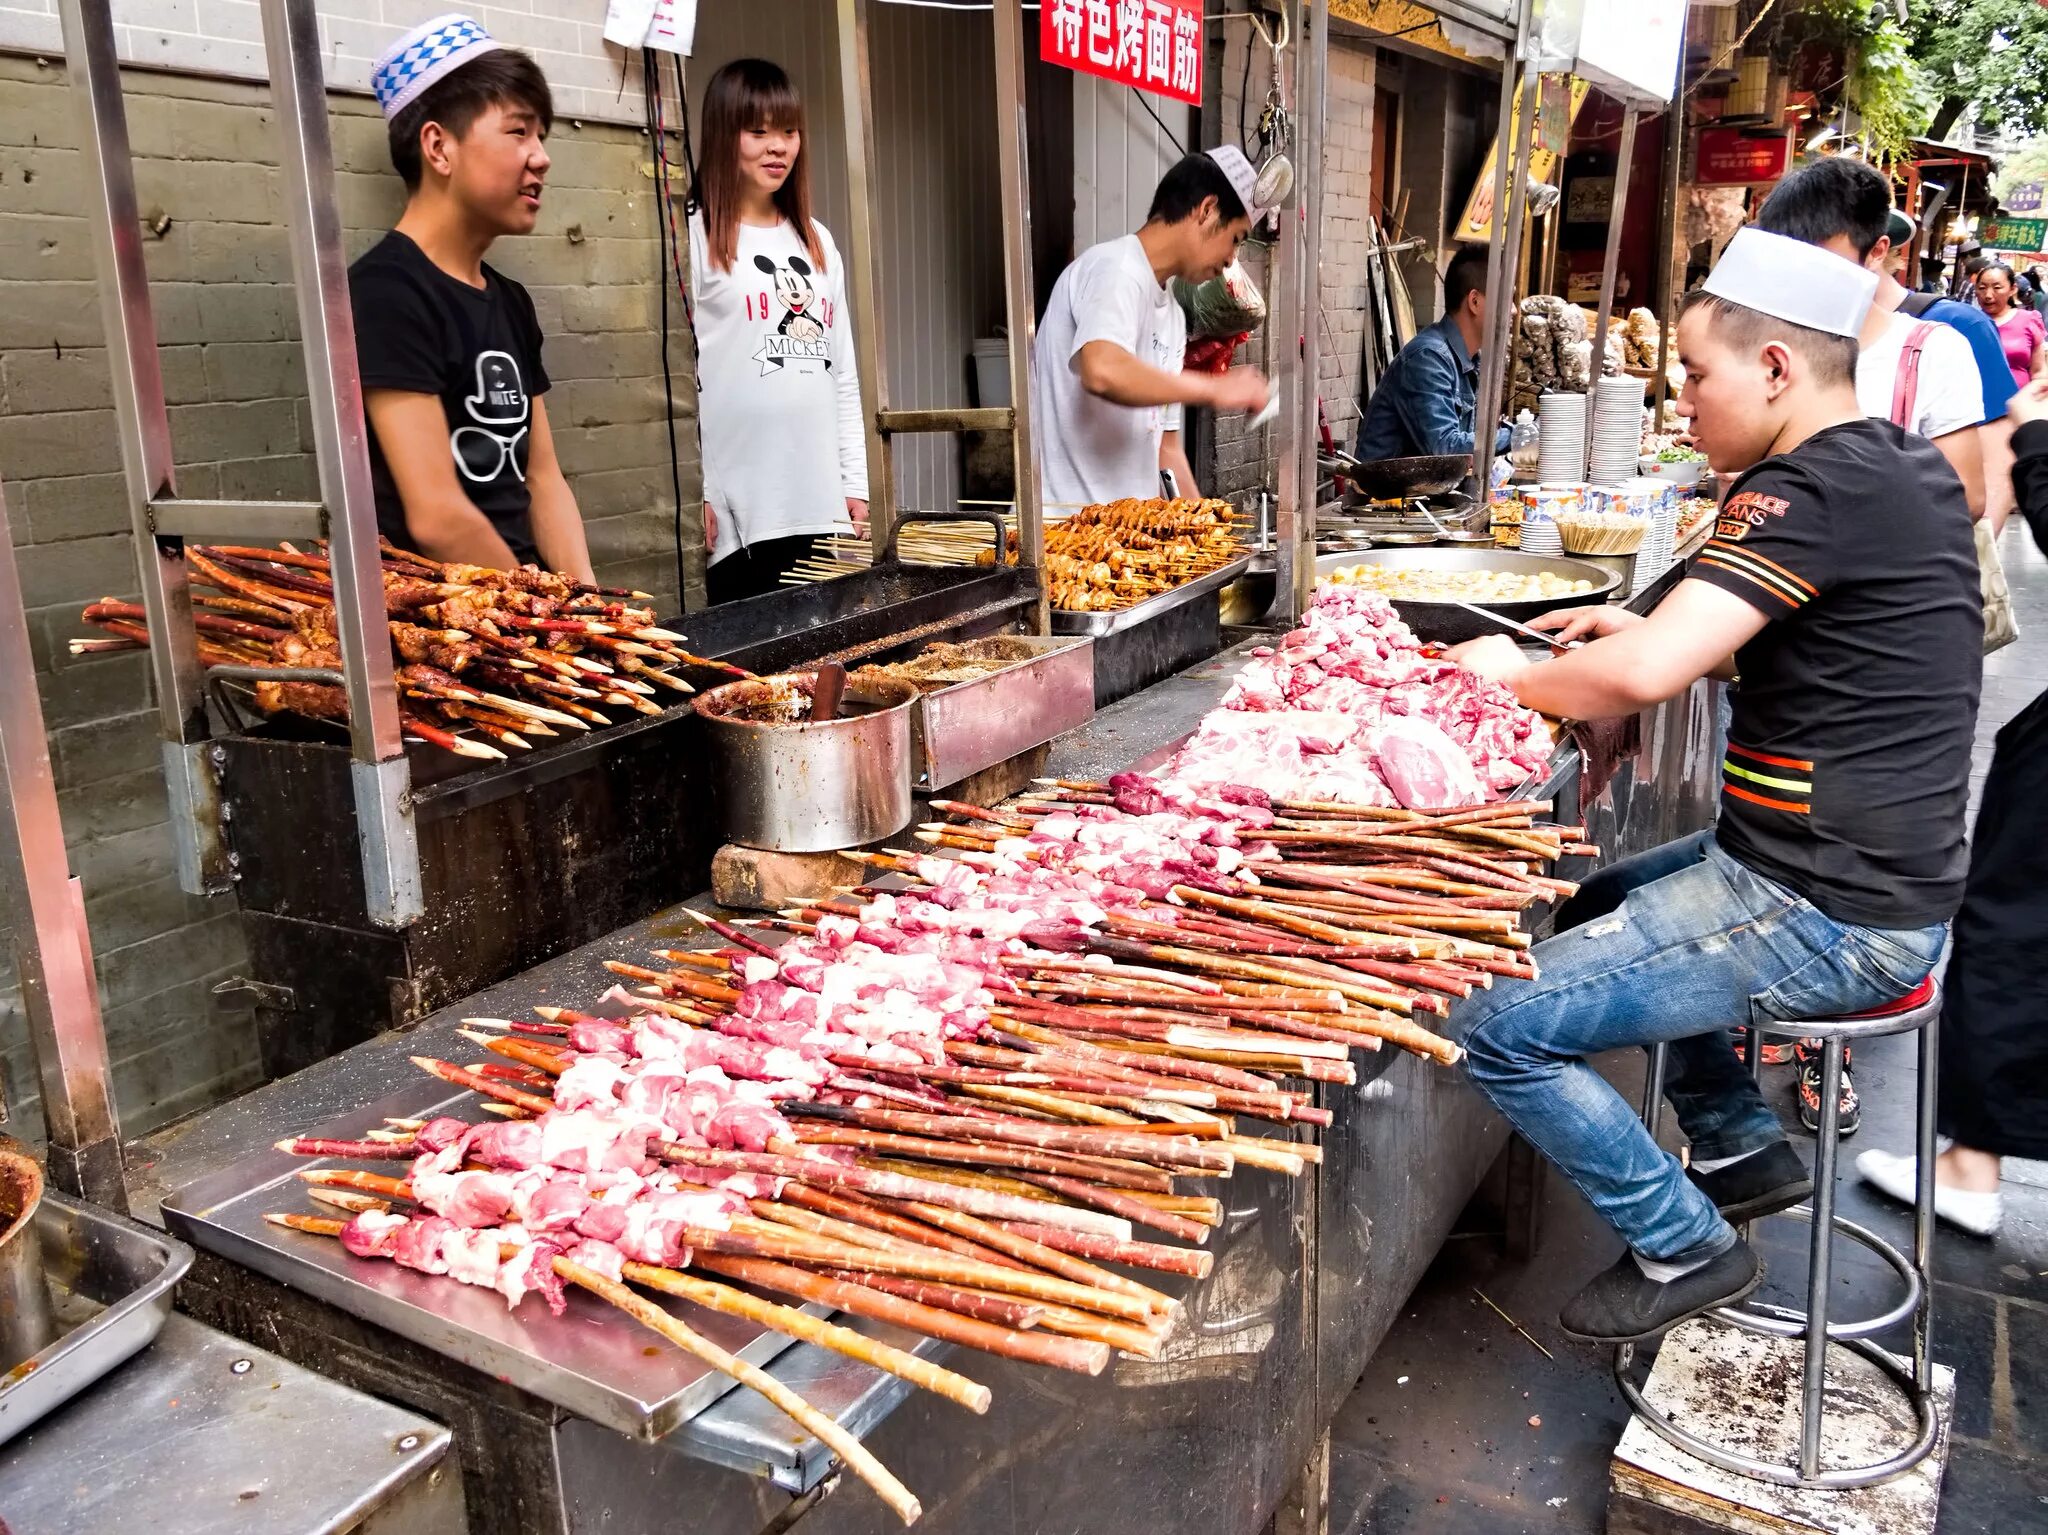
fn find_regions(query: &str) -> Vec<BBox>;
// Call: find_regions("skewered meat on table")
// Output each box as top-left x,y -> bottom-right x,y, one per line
269,761 -> 1598,1519
74,540 -> 704,762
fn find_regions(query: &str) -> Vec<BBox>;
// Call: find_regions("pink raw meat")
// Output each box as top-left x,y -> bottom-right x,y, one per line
1367,715 -> 1486,808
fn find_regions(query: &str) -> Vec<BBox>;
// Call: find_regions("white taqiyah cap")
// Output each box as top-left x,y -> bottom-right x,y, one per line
372,13 -> 503,120
1701,227 -> 1876,340
1204,145 -> 1271,219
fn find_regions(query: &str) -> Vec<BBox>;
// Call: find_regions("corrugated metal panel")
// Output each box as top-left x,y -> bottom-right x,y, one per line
871,4 -> 1004,509
688,2 -> 851,232
685,1 -> 1004,513
1072,77 -> 1191,251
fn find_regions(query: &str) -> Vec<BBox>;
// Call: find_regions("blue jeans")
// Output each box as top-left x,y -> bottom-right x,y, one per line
1451,832 -> 1948,1261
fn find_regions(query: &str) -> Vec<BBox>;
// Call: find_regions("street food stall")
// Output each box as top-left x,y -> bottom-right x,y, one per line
0,0 -> 1729,1531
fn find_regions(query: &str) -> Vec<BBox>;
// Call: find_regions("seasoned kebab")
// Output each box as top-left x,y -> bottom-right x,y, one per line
71,540 -> 723,761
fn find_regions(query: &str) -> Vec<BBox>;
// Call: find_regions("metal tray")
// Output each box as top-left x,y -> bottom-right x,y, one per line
162,1081 -> 818,1442
1313,548 -> 1620,644
1050,554 -> 1254,639
909,635 -> 1096,789
0,1187 -> 192,1446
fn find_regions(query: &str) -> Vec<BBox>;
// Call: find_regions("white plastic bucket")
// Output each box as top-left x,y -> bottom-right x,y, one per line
971,337 -> 1011,409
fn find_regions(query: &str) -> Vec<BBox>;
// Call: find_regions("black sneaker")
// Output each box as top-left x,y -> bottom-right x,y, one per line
1558,1239 -> 1762,1344
1797,1051 -> 1860,1137
1685,1140 -> 1813,1223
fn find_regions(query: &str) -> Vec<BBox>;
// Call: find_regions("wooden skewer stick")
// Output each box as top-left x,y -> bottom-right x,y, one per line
286,1176 -> 991,1413
263,1213 -> 922,1523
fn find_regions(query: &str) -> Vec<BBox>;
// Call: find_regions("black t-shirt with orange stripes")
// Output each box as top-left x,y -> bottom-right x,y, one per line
1690,417 -> 1981,930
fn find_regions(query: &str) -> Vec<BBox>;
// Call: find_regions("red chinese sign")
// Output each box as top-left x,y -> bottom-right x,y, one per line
1694,127 -> 1791,186
1041,0 -> 1203,107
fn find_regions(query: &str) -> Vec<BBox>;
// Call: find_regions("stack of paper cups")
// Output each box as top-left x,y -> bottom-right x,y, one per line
1537,393 -> 1588,483
1629,480 -> 1679,593
1588,375 -> 1647,484
1520,483 -> 1581,557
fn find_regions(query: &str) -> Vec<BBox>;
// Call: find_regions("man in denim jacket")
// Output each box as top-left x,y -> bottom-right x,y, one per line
1356,245 -> 1511,461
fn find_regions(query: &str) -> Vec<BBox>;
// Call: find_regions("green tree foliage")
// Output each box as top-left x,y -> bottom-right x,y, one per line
1900,0 -> 2048,140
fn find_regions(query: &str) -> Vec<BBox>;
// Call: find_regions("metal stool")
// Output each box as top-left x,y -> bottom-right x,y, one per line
1613,977 -> 1945,1489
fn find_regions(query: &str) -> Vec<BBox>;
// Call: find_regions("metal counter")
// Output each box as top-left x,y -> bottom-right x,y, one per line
127,554 -> 1719,1535
0,1312 -> 461,1534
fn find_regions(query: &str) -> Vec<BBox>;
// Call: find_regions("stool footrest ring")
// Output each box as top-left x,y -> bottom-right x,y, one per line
1717,1208 -> 1922,1342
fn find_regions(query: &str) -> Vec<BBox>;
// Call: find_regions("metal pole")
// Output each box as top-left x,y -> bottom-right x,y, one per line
58,0 -> 229,900
991,0 -> 1046,634
1802,1038 -> 1845,1480
1913,1013 -> 1938,1393
1587,106 -> 1639,478
1470,0 -> 1534,498
0,474 -> 127,1212
1269,10 -> 1306,627
836,0 -> 896,556
1290,0 -> 1328,622
260,0 -> 421,929
1651,91 -> 1685,427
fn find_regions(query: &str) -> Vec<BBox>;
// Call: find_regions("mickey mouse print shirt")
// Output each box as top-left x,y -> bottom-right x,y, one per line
350,231 -> 550,564
688,214 -> 868,568
1689,417 -> 1982,930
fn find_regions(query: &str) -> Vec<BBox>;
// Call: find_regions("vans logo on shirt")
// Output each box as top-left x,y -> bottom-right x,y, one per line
749,253 -> 834,375
451,349 -> 529,486
1716,490 -> 1790,542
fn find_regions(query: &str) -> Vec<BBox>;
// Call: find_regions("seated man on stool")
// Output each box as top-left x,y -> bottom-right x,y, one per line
1443,228 -> 1981,1343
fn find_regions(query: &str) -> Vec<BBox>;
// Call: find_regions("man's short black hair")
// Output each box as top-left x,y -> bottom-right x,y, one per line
388,48 -> 554,190
1146,153 -> 1249,226
1444,245 -> 1491,313
1754,155 -> 1893,261
1679,289 -> 1857,389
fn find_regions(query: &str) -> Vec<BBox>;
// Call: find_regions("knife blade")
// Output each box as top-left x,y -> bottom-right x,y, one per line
1449,601 -> 1585,653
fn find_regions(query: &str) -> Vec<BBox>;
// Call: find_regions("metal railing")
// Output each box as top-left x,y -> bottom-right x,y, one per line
0,470 -> 127,1208
834,0 -> 1047,633
58,0 -> 422,928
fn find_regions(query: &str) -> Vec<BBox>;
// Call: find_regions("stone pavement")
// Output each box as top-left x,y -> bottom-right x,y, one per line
1327,524 -> 2048,1534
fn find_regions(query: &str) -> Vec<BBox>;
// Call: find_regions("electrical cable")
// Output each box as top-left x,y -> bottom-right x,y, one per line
645,48 -> 691,606
1135,89 -> 1187,156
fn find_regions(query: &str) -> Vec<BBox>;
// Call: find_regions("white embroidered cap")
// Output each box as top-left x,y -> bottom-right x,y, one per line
1204,145 -> 1272,219
372,13 -> 503,120
1701,227 -> 1876,341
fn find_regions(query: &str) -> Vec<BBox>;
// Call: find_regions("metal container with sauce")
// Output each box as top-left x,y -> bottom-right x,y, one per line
694,672 -> 918,852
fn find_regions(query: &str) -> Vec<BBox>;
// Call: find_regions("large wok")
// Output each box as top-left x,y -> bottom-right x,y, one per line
1344,453 -> 1473,499
1314,547 -> 1620,644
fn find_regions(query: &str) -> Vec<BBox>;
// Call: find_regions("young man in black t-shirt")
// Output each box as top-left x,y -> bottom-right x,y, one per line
352,15 -> 592,579
1441,227 -> 1981,1345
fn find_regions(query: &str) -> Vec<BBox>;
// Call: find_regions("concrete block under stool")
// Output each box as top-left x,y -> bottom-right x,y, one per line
1608,1319 -> 1954,1535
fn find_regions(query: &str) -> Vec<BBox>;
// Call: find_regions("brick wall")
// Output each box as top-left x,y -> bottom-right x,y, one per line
0,54 -> 694,1137
1316,41 -> 1374,448
0,1 -> 653,127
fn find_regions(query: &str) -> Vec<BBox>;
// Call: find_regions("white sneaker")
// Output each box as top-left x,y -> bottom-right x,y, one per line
1855,1148 -> 2002,1237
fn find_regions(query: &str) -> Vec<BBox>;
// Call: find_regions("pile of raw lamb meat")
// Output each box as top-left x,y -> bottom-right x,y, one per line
1160,587 -> 1552,808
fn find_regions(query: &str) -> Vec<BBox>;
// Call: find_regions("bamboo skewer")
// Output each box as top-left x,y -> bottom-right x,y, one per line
266,1213 -> 921,1523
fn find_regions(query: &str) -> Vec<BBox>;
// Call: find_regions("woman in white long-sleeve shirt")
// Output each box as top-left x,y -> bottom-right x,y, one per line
689,58 -> 868,605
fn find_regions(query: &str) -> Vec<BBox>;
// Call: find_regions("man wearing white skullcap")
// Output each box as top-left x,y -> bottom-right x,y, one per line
1033,148 -> 1274,508
349,14 -> 593,580
1432,225 -> 1982,1346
